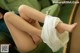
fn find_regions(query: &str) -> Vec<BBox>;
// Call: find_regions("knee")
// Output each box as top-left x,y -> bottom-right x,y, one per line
4,12 -> 14,21
18,5 -> 27,14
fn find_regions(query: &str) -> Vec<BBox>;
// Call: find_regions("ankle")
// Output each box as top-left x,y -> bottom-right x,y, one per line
56,26 -> 65,33
56,22 -> 65,33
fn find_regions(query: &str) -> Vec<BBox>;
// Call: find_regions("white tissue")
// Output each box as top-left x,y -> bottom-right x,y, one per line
41,15 -> 69,52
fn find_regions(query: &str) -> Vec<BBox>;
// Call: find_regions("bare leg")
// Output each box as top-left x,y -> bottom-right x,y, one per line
56,22 -> 77,33
18,5 -> 77,33
4,12 -> 41,36
19,11 -> 42,44
18,5 -> 46,23
4,18 -> 37,53
18,7 -> 41,30
4,12 -> 42,52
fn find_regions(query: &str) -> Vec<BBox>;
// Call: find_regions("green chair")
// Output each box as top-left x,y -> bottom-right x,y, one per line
0,0 -> 41,13
38,0 -> 51,9
41,4 -> 60,16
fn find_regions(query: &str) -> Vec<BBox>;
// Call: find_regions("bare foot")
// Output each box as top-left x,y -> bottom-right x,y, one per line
69,23 -> 77,32
56,23 -> 77,33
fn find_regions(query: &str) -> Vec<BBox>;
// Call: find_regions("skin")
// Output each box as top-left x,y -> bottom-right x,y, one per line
3,5 -> 77,53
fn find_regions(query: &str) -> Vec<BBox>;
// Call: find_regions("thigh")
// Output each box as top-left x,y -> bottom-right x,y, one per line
4,20 -> 37,52
19,5 -> 46,23
19,14 -> 42,44
19,12 -> 41,30
4,12 -> 41,36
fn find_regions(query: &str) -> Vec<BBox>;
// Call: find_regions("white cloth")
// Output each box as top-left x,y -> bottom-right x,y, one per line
41,15 -> 69,52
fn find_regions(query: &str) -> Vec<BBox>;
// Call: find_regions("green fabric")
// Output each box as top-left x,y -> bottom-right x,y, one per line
0,0 -> 41,13
0,32 -> 9,44
0,0 -> 10,10
28,42 -> 63,53
27,0 -> 41,10
58,4 -> 74,23
41,4 -> 60,16
38,0 -> 51,9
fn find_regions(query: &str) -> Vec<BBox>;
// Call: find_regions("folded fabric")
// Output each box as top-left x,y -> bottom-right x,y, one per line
41,15 -> 69,52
